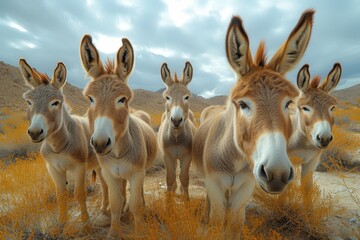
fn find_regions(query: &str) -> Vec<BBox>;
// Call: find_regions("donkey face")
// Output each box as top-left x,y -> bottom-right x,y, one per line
160,62 -> 193,129
81,35 -> 134,155
296,64 -> 341,148
19,59 -> 67,143
226,10 -> 314,193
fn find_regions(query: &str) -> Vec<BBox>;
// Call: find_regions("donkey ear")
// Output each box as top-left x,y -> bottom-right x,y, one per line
80,34 -> 104,78
225,16 -> 253,79
160,63 -> 172,86
182,61 -> 193,85
115,38 -> 134,81
268,9 -> 314,74
319,63 -> 342,93
18,59 -> 42,88
297,64 -> 311,93
51,62 -> 67,89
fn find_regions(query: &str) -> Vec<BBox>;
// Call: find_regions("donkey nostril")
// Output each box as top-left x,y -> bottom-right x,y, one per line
171,117 -> 174,122
106,138 -> 111,147
179,117 -> 183,123
27,129 -> 31,135
329,135 -> 333,142
39,129 -> 44,134
260,165 -> 269,181
282,167 -> 294,183
90,137 -> 94,147
316,135 -> 321,142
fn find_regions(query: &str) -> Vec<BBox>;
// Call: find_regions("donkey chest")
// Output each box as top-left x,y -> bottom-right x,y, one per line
43,153 -> 74,172
98,156 -> 137,179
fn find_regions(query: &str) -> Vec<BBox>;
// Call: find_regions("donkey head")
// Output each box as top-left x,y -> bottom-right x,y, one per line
19,59 -> 67,143
296,63 -> 341,148
226,10 -> 314,193
160,62 -> 193,129
81,35 -> 134,155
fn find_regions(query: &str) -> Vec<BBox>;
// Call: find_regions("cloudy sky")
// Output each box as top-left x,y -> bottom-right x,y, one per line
1,0 -> 359,98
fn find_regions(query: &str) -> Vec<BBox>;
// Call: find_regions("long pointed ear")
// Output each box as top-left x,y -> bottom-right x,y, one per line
51,62 -> 67,89
225,16 -> 253,78
80,34 -> 104,78
268,9 -> 314,74
160,63 -> 172,86
297,64 -> 311,93
115,38 -> 134,81
18,59 -> 42,88
182,61 -> 193,85
319,63 -> 342,93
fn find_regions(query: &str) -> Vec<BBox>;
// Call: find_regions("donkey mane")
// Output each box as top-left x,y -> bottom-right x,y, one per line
33,68 -> 50,84
173,72 -> 180,83
104,58 -> 115,74
254,41 -> 267,67
310,75 -> 321,88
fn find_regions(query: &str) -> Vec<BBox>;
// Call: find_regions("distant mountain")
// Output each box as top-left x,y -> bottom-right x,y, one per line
332,84 -> 360,106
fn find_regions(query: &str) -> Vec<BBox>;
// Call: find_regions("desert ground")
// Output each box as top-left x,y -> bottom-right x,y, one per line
0,61 -> 359,239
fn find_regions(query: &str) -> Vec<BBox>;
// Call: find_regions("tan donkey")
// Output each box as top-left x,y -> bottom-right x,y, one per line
193,10 -> 314,227
19,59 -> 108,225
289,63 -> 342,190
157,62 -> 197,199
80,35 -> 158,237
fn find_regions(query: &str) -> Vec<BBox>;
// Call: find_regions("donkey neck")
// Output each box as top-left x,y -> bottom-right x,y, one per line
45,105 -> 73,153
111,116 -> 135,159
288,109 -> 314,151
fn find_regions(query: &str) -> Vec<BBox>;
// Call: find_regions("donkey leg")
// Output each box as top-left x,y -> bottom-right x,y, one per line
74,165 -> 89,222
96,168 -> 109,215
301,153 -> 321,192
47,164 -> 67,225
164,154 -> 177,192
179,155 -> 191,200
205,176 -> 227,226
128,170 -> 145,233
228,175 -> 255,228
102,169 -> 125,237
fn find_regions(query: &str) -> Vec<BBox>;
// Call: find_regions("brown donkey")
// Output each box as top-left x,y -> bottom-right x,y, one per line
289,63 -> 342,190
80,35 -> 158,236
157,62 -> 197,199
193,10 -> 314,226
19,59 -> 108,224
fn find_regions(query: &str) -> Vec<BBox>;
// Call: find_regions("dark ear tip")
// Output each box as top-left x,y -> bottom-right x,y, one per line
161,62 -> 168,69
334,62 -> 342,69
82,34 -> 92,43
229,15 -> 243,28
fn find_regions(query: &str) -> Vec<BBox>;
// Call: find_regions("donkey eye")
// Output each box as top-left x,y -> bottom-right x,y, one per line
51,101 -> 60,107
184,96 -> 190,100
238,101 -> 250,110
26,100 -> 32,106
88,96 -> 94,103
285,100 -> 293,109
165,96 -> 170,101
118,97 -> 126,103
302,107 -> 310,112
330,106 -> 335,111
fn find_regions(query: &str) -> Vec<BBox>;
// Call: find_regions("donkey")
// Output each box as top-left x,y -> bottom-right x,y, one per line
157,62 -> 197,199
80,35 -> 158,236
193,9 -> 314,226
19,59 -> 108,224
199,105 -> 225,124
289,63 -> 342,190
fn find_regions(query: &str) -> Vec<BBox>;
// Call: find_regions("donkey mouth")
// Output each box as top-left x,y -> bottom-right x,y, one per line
31,138 -> 44,143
